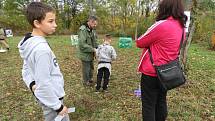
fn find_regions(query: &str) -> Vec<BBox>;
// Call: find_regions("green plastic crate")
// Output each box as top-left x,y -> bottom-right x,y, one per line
118,37 -> 132,48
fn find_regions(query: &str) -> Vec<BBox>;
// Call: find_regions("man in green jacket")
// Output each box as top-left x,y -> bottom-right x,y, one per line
78,16 -> 98,86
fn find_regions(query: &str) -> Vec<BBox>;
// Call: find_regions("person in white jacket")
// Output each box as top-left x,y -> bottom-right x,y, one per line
95,34 -> 117,92
18,2 -> 70,121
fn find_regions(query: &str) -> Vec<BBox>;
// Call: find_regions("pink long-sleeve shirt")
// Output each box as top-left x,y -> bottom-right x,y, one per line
136,16 -> 184,77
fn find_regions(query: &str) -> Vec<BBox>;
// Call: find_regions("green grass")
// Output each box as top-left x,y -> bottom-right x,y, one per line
0,36 -> 214,121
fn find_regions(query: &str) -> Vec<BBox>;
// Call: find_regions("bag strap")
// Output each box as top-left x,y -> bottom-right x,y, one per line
20,33 -> 33,46
148,29 -> 184,65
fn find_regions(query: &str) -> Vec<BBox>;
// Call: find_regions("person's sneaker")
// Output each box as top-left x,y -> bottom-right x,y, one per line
87,80 -> 95,86
83,82 -> 90,86
103,89 -> 108,93
94,89 -> 100,94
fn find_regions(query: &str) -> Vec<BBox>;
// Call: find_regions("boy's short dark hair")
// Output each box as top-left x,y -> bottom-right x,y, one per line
105,34 -> 111,39
26,2 -> 55,28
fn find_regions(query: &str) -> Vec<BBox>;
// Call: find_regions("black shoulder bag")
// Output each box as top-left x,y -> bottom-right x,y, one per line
148,30 -> 186,91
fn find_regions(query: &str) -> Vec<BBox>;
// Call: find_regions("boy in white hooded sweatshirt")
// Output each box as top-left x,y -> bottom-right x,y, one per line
95,34 -> 117,92
18,2 -> 70,121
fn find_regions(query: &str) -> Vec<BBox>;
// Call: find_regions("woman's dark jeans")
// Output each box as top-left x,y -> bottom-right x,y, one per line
141,73 -> 167,121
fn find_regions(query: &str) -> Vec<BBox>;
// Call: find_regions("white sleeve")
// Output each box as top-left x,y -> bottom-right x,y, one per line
22,60 -> 34,89
111,47 -> 117,60
95,48 -> 99,57
34,51 -> 62,110
96,45 -> 101,58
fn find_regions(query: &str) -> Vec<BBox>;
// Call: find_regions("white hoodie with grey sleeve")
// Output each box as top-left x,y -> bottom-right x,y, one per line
96,43 -> 117,74
18,35 -> 65,111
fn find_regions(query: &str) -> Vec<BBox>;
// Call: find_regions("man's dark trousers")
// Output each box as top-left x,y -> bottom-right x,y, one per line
82,60 -> 94,84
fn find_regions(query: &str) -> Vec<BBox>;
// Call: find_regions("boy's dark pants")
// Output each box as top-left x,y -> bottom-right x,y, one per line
96,67 -> 110,90
141,73 -> 167,121
81,60 -> 94,84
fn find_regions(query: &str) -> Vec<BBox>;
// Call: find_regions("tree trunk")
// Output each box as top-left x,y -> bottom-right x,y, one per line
180,0 -> 197,73
181,22 -> 196,72
88,0 -> 94,15
135,0 -> 141,40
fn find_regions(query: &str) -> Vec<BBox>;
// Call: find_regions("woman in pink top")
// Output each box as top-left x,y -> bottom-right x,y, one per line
136,0 -> 187,120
